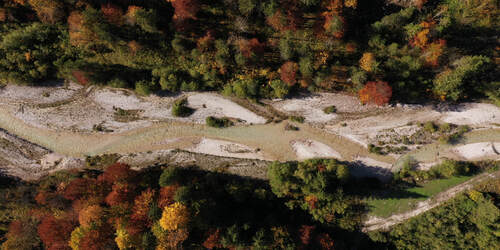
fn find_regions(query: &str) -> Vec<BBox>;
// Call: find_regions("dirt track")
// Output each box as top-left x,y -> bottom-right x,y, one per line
363,169 -> 500,232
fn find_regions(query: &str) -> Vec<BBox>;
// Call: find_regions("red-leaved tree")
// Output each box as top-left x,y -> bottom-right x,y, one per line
169,0 -> 199,20
280,61 -> 299,86
101,3 -> 123,26
38,215 -> 76,250
203,228 -> 222,249
238,38 -> 265,58
158,184 -> 179,208
105,183 -> 135,206
126,188 -> 155,236
63,178 -> 95,201
299,225 -> 316,246
358,81 -> 392,106
99,163 -> 135,184
79,225 -> 115,250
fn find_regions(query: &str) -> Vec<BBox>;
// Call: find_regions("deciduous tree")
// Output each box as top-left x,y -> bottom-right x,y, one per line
101,3 -> 123,26
159,202 -> 189,231
358,81 -> 392,105
38,215 -> 75,250
280,61 -> 299,86
28,0 -> 65,24
78,205 -> 103,228
168,0 -> 199,20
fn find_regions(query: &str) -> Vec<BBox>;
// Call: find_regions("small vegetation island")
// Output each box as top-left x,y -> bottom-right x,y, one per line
0,0 -> 499,249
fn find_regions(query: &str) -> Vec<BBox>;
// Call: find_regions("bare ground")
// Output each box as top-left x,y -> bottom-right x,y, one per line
0,84 -> 498,182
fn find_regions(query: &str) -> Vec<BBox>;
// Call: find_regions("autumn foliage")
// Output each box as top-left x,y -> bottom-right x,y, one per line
78,205 -> 103,227
238,38 -> 265,58
159,202 -> 189,231
28,0 -> 65,24
101,3 -> 123,26
38,215 -> 76,250
359,81 -> 393,105
158,184 -> 178,208
203,229 -> 222,249
280,61 -> 299,86
168,0 -> 199,20
359,52 -> 376,72
100,163 -> 135,184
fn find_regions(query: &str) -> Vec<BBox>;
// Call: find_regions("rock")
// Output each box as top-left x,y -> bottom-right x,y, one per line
40,153 -> 64,169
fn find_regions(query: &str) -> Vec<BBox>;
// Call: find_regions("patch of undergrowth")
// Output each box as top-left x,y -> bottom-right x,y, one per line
85,154 -> 121,169
113,107 -> 141,122
371,122 -> 471,155
365,160 -> 498,218
288,116 -> 305,123
171,98 -> 194,117
370,178 -> 500,249
206,116 -> 234,128
323,106 -> 337,114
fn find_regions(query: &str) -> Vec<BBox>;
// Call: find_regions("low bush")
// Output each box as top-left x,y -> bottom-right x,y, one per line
396,159 -> 475,183
323,105 -> 337,114
206,116 -> 233,128
171,98 -> 194,117
288,115 -> 305,123
422,121 -> 437,133
368,144 -> 384,155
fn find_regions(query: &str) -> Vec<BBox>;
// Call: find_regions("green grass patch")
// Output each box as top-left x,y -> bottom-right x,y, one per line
366,175 -> 473,218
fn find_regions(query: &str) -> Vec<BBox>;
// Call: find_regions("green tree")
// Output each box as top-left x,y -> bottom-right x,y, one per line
0,23 -> 62,84
434,56 -> 494,101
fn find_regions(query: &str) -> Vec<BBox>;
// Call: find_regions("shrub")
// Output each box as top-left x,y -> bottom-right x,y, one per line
368,144 -> 384,155
423,121 -> 437,133
231,78 -> 259,99
323,106 -> 337,114
269,79 -> 290,98
171,98 -> 194,117
108,78 -> 128,89
206,116 -> 233,128
438,123 -> 452,133
135,80 -> 153,96
289,116 -> 305,123
351,69 -> 367,88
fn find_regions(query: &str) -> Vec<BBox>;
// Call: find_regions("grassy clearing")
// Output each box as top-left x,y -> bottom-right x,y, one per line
366,175 -> 473,218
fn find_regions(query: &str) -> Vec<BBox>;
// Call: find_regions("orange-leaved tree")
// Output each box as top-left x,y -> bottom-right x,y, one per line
28,0 -> 65,24
280,61 -> 299,86
358,81 -> 392,105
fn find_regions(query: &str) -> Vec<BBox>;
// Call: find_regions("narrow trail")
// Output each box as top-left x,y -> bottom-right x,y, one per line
363,169 -> 500,232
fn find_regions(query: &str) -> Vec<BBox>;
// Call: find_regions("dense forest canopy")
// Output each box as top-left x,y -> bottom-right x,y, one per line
0,159 -> 498,249
0,0 -> 497,104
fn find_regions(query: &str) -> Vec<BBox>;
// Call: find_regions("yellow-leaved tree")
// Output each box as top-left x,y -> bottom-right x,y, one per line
159,202 -> 189,231
359,52 -> 376,72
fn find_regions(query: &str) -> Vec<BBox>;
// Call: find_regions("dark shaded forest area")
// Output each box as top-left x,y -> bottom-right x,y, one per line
1,159 -> 498,249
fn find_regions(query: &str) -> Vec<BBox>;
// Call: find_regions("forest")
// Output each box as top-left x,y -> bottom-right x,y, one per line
0,0 -> 497,105
0,159 -> 498,249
